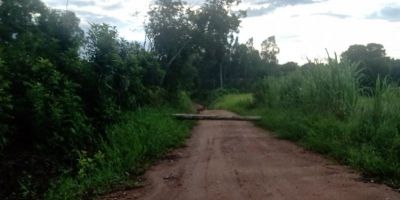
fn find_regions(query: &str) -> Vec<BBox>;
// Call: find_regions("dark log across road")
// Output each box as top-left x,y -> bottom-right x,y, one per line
172,113 -> 261,121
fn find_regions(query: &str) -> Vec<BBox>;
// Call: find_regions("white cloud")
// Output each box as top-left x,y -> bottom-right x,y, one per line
239,0 -> 400,64
43,0 -> 151,42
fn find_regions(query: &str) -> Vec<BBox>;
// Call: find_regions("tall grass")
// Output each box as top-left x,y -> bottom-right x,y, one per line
215,59 -> 400,187
254,59 -> 361,118
45,107 -> 192,200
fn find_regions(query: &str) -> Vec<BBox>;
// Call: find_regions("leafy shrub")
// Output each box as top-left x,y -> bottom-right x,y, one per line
176,91 -> 195,112
45,107 -> 191,200
26,58 -> 93,159
0,58 -> 12,151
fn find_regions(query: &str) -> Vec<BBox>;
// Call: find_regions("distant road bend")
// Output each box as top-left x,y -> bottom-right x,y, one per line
102,110 -> 400,200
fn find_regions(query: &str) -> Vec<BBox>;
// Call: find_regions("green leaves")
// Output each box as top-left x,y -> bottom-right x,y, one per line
0,58 -> 12,151
341,43 -> 390,88
0,0 -> 46,42
45,107 -> 192,200
83,23 -> 165,122
261,36 -> 280,64
27,58 -> 91,154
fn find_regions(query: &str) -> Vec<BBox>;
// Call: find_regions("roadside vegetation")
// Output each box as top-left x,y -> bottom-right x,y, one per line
2,0 -> 400,199
45,106 -> 193,200
213,58 -> 400,188
1,0 -> 270,198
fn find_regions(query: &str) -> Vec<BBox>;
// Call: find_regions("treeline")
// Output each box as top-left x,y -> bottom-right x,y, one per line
341,43 -> 400,88
145,0 -> 286,93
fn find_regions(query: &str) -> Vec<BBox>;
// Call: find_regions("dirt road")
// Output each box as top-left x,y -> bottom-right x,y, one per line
103,110 -> 400,200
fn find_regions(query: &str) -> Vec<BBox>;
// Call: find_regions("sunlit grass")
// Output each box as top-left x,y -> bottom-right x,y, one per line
212,93 -> 253,112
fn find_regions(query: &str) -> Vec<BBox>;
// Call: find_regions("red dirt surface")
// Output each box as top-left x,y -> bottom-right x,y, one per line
101,110 -> 400,200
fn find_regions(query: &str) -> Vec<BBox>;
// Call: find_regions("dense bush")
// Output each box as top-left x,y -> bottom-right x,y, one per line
0,2 -> 168,199
0,58 -> 12,151
45,107 -> 192,200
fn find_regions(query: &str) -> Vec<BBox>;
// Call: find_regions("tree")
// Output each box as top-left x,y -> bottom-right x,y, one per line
226,37 -> 265,89
261,36 -> 280,64
341,43 -> 389,88
0,2 -> 94,198
0,0 -> 187,198
26,58 -> 91,155
279,62 -> 299,75
388,58 -> 400,83
0,0 -> 46,42
38,10 -> 84,76
146,0 -> 193,91
194,0 -> 244,89
83,23 -> 123,128
0,58 -> 12,152
116,39 -> 164,108
84,23 -> 166,122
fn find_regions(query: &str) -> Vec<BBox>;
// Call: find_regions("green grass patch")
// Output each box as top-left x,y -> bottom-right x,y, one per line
211,93 -> 253,113
45,107 -> 193,200
214,92 -> 400,188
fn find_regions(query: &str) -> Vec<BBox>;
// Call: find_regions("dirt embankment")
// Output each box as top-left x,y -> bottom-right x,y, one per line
102,110 -> 400,200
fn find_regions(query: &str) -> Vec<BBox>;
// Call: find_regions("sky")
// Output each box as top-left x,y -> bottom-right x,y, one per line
42,0 -> 400,64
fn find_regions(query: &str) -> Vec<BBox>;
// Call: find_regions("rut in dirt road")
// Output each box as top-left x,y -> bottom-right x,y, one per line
102,110 -> 400,200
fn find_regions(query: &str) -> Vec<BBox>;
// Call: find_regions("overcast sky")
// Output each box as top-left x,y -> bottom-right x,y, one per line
42,0 -> 400,64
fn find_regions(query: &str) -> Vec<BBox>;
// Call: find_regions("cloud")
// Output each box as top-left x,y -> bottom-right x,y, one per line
76,10 -> 124,26
245,0 -> 315,5
185,0 -> 204,6
69,0 -> 95,7
102,2 -> 123,10
44,0 -> 95,7
314,12 -> 350,19
281,34 -> 300,39
369,5 -> 400,22
240,0 -> 400,64
246,6 -> 274,17
246,0 -> 327,17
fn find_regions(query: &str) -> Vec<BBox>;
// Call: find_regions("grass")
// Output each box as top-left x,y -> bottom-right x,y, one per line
213,60 -> 400,188
44,106 -> 193,200
211,93 -> 253,113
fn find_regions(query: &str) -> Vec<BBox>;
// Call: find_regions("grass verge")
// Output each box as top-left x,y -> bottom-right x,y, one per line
45,107 -> 193,200
213,93 -> 400,189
